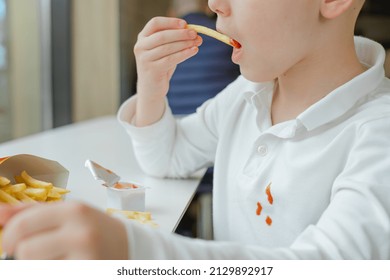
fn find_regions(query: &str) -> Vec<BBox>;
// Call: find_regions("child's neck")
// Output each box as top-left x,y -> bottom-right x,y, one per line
271,40 -> 366,126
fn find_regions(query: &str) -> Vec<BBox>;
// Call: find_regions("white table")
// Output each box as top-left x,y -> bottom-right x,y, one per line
0,116 -> 205,232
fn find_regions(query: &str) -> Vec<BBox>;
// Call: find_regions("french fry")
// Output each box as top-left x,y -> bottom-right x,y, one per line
1,183 -> 27,194
46,197 -> 62,202
23,188 -> 48,202
52,186 -> 70,195
0,189 -> 21,204
186,24 -> 241,48
0,172 -> 69,204
106,208 -> 157,227
47,189 -> 62,199
14,192 -> 38,203
0,176 -> 10,187
14,175 -> 24,184
20,170 -> 53,189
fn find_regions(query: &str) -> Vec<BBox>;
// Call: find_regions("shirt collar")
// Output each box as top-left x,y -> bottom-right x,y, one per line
297,37 -> 386,131
242,79 -> 274,104
242,37 -> 386,132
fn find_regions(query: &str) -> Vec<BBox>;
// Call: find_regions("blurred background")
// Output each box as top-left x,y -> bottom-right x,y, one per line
0,0 -> 389,144
0,0 -> 171,144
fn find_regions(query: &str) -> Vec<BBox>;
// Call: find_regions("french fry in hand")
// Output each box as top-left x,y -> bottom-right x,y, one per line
186,24 -> 241,48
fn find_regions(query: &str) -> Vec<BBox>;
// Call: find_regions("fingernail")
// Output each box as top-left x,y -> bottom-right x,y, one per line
179,20 -> 187,28
196,36 -> 203,45
189,30 -> 197,38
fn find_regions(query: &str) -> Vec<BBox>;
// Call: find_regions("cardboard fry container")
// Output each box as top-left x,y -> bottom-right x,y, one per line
0,154 -> 69,255
0,154 -> 69,187
106,182 -> 146,212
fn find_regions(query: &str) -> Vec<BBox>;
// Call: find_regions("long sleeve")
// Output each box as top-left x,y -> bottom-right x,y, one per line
117,77 -> 244,179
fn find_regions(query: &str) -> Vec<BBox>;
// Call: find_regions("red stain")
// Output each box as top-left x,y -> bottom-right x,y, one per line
256,202 -> 263,216
265,183 -> 273,205
266,216 -> 272,226
255,182 -> 274,227
113,182 -> 139,189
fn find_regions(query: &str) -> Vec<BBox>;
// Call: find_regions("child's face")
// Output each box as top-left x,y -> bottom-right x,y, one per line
209,0 -> 321,82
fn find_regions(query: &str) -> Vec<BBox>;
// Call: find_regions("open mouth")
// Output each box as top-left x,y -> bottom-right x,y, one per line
186,24 -> 241,49
230,39 -> 241,49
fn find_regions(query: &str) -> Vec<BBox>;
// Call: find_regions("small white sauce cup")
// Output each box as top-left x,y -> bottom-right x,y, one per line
106,182 -> 145,211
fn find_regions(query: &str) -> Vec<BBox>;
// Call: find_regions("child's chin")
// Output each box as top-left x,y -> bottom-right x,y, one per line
231,46 -> 243,63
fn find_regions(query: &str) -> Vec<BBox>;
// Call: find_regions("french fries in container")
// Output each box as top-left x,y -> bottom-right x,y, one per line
0,154 -> 70,255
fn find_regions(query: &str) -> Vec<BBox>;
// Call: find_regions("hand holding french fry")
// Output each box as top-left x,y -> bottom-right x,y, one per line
186,24 -> 241,48
135,17 -> 202,98
133,17 -> 203,127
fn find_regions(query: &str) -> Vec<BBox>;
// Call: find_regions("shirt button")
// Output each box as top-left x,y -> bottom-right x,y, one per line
257,144 -> 268,156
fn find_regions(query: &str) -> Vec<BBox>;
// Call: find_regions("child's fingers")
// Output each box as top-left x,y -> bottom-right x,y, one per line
140,28 -> 198,51
154,46 -> 200,69
2,202 -> 71,254
142,36 -> 202,62
0,203 -> 32,226
139,16 -> 186,37
12,229 -> 68,260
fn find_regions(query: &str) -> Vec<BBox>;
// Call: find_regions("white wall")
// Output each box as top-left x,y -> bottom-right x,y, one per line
72,0 -> 120,122
8,0 -> 42,138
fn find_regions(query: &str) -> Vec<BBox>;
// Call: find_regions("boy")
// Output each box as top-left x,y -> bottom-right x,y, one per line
1,0 -> 390,259
119,0 -> 390,259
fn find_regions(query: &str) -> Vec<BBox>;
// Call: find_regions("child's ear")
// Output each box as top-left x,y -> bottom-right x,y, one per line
320,0 -> 354,19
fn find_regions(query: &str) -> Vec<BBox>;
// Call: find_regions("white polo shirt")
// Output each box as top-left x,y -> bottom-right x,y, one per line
118,37 -> 390,259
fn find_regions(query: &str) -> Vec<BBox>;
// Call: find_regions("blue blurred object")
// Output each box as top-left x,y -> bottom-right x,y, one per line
0,0 -> 6,21
167,12 -> 240,115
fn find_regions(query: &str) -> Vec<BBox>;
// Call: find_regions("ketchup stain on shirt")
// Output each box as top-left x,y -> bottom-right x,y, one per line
256,182 -> 274,226
266,216 -> 273,226
256,202 -> 263,216
266,184 -> 273,205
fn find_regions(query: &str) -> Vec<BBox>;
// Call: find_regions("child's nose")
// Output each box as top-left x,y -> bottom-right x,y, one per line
208,0 -> 231,17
